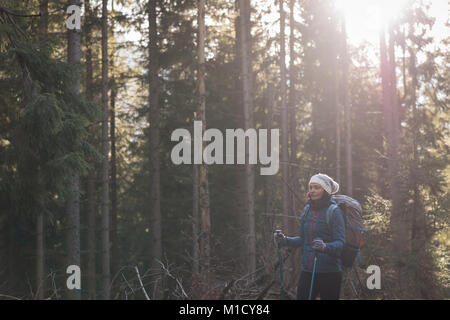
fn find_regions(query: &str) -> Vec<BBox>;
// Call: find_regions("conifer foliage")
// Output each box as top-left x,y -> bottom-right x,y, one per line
0,0 -> 448,300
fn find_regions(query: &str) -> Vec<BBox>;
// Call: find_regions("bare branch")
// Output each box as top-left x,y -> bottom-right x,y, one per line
0,294 -> 21,300
134,266 -> 150,300
155,259 -> 189,299
121,273 -> 135,297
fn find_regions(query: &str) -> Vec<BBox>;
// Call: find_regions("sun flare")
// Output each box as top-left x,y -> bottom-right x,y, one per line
336,0 -> 411,44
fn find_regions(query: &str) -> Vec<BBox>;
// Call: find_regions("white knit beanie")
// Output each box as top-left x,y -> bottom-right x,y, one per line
309,173 -> 339,195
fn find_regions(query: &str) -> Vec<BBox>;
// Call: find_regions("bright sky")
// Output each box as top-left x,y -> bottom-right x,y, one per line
252,0 -> 448,68
115,0 -> 448,69
337,0 -> 448,46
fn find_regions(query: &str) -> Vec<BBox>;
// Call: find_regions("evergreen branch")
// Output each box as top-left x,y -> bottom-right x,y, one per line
0,6 -> 41,18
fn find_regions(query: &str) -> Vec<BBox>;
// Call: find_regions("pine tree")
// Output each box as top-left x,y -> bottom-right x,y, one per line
36,0 -> 49,300
197,0 -> 211,277
100,0 -> 111,300
148,0 -> 163,299
238,0 -> 256,278
84,0 -> 97,300
279,0 -> 289,232
341,15 -> 352,196
65,0 -> 82,300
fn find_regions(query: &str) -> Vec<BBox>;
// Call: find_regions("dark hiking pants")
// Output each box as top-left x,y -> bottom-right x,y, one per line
297,271 -> 342,300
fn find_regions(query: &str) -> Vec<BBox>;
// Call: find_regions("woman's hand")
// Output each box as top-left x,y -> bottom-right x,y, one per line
273,231 -> 287,247
305,191 -> 312,202
312,239 -> 326,252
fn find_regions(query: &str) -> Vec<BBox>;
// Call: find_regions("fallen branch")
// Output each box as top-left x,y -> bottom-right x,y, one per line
134,266 -> 150,300
155,259 -> 189,299
48,271 -> 60,300
0,294 -> 21,300
121,273 -> 135,298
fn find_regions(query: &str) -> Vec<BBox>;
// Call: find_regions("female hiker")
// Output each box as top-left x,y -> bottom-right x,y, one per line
274,173 -> 346,300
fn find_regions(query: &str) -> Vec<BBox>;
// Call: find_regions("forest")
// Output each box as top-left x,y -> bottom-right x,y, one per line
0,0 -> 448,300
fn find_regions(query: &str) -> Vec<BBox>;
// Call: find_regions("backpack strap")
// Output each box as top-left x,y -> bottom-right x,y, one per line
326,203 -> 339,225
325,203 -> 341,242
300,204 -> 310,222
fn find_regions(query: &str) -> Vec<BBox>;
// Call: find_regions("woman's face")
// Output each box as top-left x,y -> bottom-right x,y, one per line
309,183 -> 324,200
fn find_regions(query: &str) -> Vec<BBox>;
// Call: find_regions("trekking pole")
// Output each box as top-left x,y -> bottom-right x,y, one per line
275,230 -> 286,300
308,250 -> 318,300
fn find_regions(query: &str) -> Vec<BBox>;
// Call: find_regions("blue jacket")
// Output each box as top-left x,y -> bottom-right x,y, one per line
286,195 -> 346,273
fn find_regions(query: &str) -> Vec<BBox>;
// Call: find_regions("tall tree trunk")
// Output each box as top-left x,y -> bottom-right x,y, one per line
65,0 -> 82,301
36,205 -> 44,299
388,26 -> 401,145
109,0 -> 118,290
233,0 -> 244,272
233,0 -> 247,273
286,0 -> 301,291
381,22 -> 408,296
288,0 -> 298,221
84,0 -> 96,300
408,33 -> 427,298
7,212 -> 18,296
192,158 -> 199,275
379,26 -> 393,184
38,0 -> 48,42
402,26 -> 408,101
264,84 -> 275,217
334,37 -> 341,183
86,168 -> 97,299
238,0 -> 256,277
279,0 -> 289,232
110,81 -> 118,284
36,0 -> 48,300
101,0 -> 111,300
408,39 -> 426,256
389,22 -> 409,295
197,0 -> 211,276
388,24 -> 407,255
342,15 -> 352,196
148,0 -> 162,298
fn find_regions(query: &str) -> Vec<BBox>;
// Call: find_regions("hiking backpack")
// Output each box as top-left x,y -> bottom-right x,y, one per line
300,195 -> 365,268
